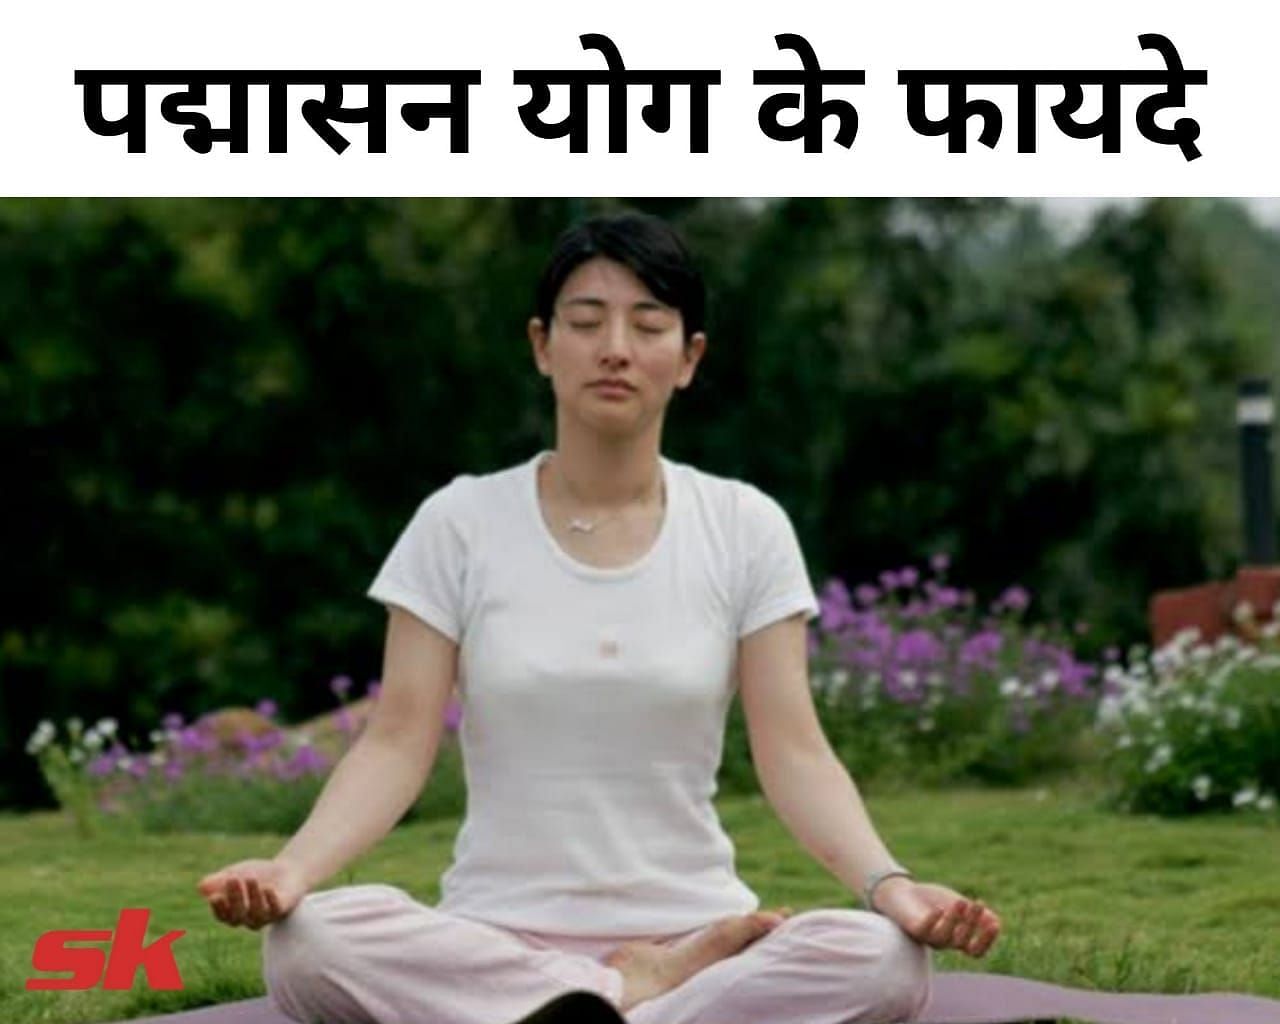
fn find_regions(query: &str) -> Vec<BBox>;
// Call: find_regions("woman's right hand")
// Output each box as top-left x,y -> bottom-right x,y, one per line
196,859 -> 308,930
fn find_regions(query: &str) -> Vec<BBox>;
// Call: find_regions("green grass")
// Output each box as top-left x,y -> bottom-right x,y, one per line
2,776 -> 1277,1023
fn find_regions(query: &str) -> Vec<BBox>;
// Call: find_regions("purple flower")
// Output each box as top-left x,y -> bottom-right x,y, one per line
996,586 -> 1031,613
894,629 -> 945,666
161,713 -> 184,731
878,571 -> 900,591
819,580 -> 856,632
176,727 -> 218,755
934,586 -> 962,610
1104,645 -> 1121,663
163,760 -> 185,783
930,553 -> 951,574
960,630 -> 1003,671
290,745 -> 330,777
336,708 -> 354,734
255,699 -> 278,719
330,675 -> 353,699
854,584 -> 880,607
88,754 -> 117,778
898,567 -> 920,589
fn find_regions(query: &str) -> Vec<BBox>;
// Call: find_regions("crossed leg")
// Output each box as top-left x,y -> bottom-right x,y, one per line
263,885 -> 929,1024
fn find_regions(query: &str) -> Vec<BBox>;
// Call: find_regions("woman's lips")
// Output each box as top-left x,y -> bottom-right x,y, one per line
589,382 -> 634,397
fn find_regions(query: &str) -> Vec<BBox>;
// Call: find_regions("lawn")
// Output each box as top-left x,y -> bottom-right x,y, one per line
2,774 -> 1277,1024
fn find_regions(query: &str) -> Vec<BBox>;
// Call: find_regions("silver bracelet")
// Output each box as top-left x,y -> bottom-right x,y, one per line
862,866 -> 914,914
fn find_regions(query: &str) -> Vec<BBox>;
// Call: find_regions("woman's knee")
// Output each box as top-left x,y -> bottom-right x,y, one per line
783,909 -> 931,1021
263,884 -> 410,992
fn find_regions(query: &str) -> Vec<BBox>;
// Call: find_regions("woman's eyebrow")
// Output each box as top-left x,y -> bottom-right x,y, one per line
559,296 -> 673,313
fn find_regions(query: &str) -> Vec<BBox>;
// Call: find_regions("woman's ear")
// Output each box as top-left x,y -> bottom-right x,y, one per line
528,316 -> 551,377
675,332 -> 708,390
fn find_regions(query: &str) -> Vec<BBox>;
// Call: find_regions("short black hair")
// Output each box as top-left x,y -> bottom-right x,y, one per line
534,212 -> 706,343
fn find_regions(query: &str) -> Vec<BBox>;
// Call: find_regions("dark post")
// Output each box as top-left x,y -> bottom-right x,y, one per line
1238,378 -> 1276,565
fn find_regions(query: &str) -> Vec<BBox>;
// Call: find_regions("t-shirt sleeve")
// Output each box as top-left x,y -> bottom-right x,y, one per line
365,478 -> 470,642
736,484 -> 821,638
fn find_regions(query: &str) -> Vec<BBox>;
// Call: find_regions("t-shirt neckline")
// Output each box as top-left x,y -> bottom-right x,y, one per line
527,449 -> 676,581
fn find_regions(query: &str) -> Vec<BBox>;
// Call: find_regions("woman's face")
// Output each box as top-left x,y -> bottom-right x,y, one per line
529,256 -> 706,439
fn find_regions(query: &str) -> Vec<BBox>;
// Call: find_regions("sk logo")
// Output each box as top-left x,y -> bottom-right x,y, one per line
27,908 -> 186,990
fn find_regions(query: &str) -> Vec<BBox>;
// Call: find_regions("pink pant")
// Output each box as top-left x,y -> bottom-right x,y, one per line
263,883 -> 932,1024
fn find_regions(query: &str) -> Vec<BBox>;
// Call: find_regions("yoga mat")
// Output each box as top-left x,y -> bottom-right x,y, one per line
98,972 -> 1280,1024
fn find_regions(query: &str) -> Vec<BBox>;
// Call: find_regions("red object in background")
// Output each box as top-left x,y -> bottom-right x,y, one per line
27,909 -> 185,991
1149,566 -> 1280,648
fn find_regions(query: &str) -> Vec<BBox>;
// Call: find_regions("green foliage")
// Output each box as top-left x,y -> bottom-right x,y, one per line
5,198 -> 1279,810
1096,630 -> 1280,816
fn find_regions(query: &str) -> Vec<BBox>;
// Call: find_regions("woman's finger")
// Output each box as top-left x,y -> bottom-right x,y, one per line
264,886 -> 284,921
969,925 -> 999,957
210,898 -> 232,926
245,879 -> 268,928
226,877 -> 247,924
926,903 -> 963,947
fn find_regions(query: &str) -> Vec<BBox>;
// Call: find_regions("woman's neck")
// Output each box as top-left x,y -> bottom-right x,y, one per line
549,428 -> 664,509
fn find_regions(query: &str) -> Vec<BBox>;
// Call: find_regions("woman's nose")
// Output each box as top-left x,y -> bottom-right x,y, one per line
598,318 -> 632,359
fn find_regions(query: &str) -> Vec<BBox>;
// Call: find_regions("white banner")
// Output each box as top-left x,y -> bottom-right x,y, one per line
1,0 -> 1276,196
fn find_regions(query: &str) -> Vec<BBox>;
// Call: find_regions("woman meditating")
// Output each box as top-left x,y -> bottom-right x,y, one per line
197,211 -> 1001,1024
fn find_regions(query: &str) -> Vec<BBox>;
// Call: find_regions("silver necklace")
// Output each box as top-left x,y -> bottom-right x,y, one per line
553,458 -> 663,534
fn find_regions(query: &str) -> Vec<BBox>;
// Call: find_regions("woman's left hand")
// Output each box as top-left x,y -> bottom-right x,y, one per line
869,878 -> 1001,958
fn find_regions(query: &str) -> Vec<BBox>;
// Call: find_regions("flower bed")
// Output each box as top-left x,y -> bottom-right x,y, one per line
26,677 -> 466,836
1095,626 -> 1280,817
804,558 -> 1100,787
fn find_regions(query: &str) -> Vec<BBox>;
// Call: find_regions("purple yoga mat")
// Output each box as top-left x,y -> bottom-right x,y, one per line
104,972 -> 1280,1024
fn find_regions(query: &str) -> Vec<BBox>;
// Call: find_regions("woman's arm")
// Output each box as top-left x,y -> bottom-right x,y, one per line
198,606 -> 457,926
737,613 -> 898,896
738,614 -> 1001,957
274,606 -> 458,888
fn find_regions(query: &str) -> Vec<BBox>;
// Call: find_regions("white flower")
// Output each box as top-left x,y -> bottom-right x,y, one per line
148,752 -> 166,767
999,677 -> 1020,698
1232,601 -> 1256,624
149,729 -> 165,744
899,671 -> 918,690
1117,734 -> 1133,749
1039,670 -> 1060,691
69,749 -> 84,764
1144,743 -> 1173,774
1233,785 -> 1259,807
1191,775 -> 1212,801
97,718 -> 118,737
1096,696 -> 1123,726
918,717 -> 936,732
1258,794 -> 1277,812
67,717 -> 83,735
116,756 -> 133,773
25,720 -> 56,755
1223,707 -> 1243,730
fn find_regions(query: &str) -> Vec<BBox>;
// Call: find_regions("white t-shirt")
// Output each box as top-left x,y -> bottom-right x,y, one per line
366,450 -> 820,936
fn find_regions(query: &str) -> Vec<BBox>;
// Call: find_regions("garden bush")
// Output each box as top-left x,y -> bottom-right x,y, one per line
1095,625 -> 1280,817
720,559 -> 1102,792
25,680 -> 468,836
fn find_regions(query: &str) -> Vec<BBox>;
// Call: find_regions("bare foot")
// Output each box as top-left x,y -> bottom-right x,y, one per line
603,909 -> 790,1012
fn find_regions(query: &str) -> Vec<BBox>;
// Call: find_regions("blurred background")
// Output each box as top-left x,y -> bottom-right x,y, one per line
4,196 -> 1279,810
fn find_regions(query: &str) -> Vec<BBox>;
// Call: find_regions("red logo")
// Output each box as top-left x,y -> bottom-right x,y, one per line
27,909 -> 185,991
